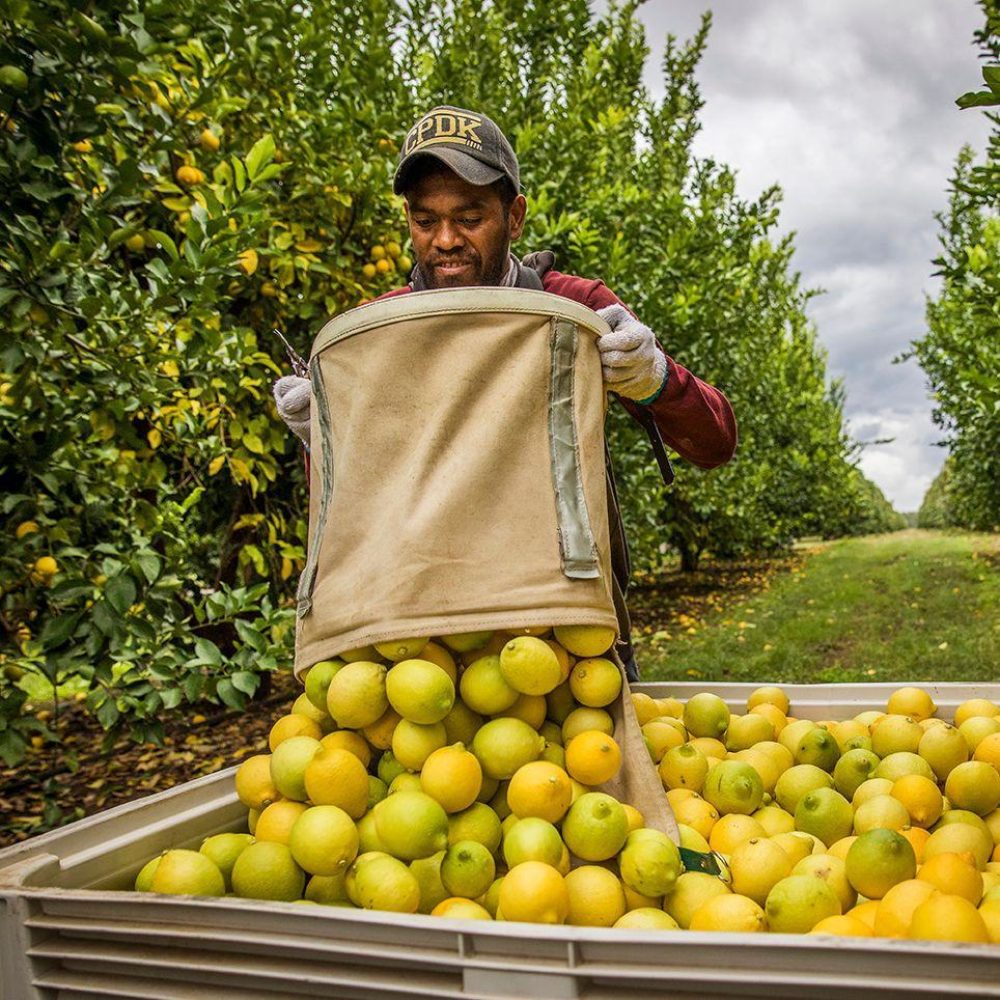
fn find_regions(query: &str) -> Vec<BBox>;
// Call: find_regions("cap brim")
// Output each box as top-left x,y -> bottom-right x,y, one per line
393,147 -> 505,195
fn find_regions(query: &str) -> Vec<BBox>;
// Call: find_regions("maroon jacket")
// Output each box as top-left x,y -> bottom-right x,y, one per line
374,269 -> 738,470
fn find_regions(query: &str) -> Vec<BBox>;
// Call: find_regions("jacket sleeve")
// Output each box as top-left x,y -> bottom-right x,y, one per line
569,276 -> 738,470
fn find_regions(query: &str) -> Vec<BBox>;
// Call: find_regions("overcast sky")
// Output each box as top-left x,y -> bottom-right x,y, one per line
630,0 -> 992,511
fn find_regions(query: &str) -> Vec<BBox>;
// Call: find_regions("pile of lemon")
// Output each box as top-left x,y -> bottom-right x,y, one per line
134,644 -> 1000,944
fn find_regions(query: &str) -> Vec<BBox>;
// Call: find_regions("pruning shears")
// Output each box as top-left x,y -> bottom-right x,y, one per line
272,327 -> 309,379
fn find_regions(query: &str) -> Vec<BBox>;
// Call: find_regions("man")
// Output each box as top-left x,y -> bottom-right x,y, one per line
275,105 -> 737,678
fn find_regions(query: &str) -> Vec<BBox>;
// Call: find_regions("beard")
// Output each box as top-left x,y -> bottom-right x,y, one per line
420,224 -> 511,289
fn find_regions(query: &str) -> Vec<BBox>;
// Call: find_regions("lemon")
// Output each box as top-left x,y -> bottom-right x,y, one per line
725,713 -> 775,751
383,658 -> 456,724
448,803 -> 502,853
852,777 -> 894,808
304,872 -> 351,906
346,852 -> 421,912
765,874 -> 841,933
871,714 -> 923,757
288,805 -> 359,876
960,715 -> 1000,752
568,657 -> 621,708
728,838 -> 793,905
702,760 -> 764,816
374,636 -> 429,661
631,692 -> 661,725
232,841 -> 305,901
671,795 -> 720,840
149,849 -> 225,897
918,851 -> 984,903
442,699 -> 484,745
340,644 -> 379,662
682,692 -> 730,739
356,812 -> 388,854
253,800 -> 307,845
320,729 -> 372,767
565,730 -> 621,786
708,813 -> 766,854
268,713 -> 321,751
747,686 -> 790,714
506,760 -> 572,823
363,707 -> 401,750
326,661 -> 388,728
955,698 -> 1000,728
845,828 -> 916,899
472,717 -> 544,779
367,776 -> 388,809
392,719 -> 448,771
304,659 -> 342,711
460,655 -> 519,714
908,893 -> 989,942
794,728 -> 841,771
946,760 -> 1000,816
414,641 -> 457,682
792,853 -> 856,912
134,855 -> 162,892
770,831 -> 821,867
291,693 -> 333,731
269,736 -> 320,801
658,743 -> 709,792
774,764 -> 833,814
618,831 -> 682,897
302,745 -> 369,818
374,791 -> 449,860
832,748 -> 880,800
924,820 -> 993,869
809,914 -> 874,936
563,865 -> 627,927
432,897 -> 492,920
873,877 -> 938,937
663,871 -> 731,928
690,893 -> 767,932
416,743 -> 482,813
561,706 -> 614,743
979,899 -> 1000,943
973,732 -> 1000,769
778,719 -> 818,756
890,774 -> 943,827
435,630 -> 490,653
498,636 -> 563,695
753,804 -> 796,837
199,833 -> 252,892
617,906 -> 681,931
496,692 -> 547,729
409,851 -> 449,913
795,787 -> 853,847
499,861 -> 569,924
887,686 -> 936,721
235,754 -> 278,810
552,624 -> 615,657
440,840 -> 496,899
502,817 -> 564,868
561,792 -> 629,862
872,751 -> 935,783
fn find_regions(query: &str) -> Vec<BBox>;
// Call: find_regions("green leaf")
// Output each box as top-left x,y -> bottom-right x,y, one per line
96,699 -> 120,729
194,637 -> 222,666
234,618 -> 266,651
216,677 -> 244,709
161,688 -> 182,710
40,612 -> 81,650
983,65 -> 1000,92
146,229 -> 179,261
245,134 -> 275,181
135,552 -> 162,584
105,574 -> 137,615
956,90 -> 1000,110
231,670 -> 258,696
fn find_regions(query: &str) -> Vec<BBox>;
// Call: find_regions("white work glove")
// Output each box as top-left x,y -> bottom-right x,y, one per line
272,375 -> 312,446
596,304 -> 669,404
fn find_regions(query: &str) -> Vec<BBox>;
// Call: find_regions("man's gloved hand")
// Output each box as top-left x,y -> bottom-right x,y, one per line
273,375 -> 312,446
595,304 -> 669,404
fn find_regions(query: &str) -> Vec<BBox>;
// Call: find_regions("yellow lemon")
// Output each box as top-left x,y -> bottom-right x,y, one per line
568,657 -> 622,708
891,774 -> 943,828
908,893 -> 989,942
955,699 -> 1000,728
269,735 -> 320,801
918,851 -> 984,903
946,760 -> 1000,816
886,686 -> 936,721
873,877 -> 938,938
663,871 -> 731,928
149,849 -> 225,897
565,730 -> 621,785
506,760 -> 573,823
845,829 -> 916,899
420,744 -> 483,813
614,908 -> 680,929
552,624 -> 615,657
728,837 -> 793,906
809,914 -> 874,936
319,729 -> 371,768
792,853 -> 856,913
440,631 -> 493,653
232,841 -> 306,901
683,692 -> 730,739
498,636 -> 563,695
254,801 -> 308,845
564,865 -> 627,926
392,719 -> 447,771
362,707 -> 401,750
374,791 -> 449,861
708,814 -> 766,854
288,805 -> 359,876
373,636 -> 428,661
618,831 -> 682,898
235,754 -> 278,810
448,802 -> 502,853
431,897 -> 492,920
326,661 -> 388,728
385,658 -> 455,724
303,745 -> 369,818
747,685 -> 790,714
764,875 -> 841,934
499,861 -> 569,924
658,744 -> 709,792
690,893 -> 767,932
672,795 -> 720,840
346,852 -> 420,912
752,804 -> 796,837
460,655 -> 519,714
561,706 -> 614,743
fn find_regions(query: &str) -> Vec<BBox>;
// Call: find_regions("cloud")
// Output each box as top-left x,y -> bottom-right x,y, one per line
628,0 -> 992,509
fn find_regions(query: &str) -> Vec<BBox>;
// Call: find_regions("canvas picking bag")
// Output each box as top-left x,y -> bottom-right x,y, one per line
295,287 -> 677,841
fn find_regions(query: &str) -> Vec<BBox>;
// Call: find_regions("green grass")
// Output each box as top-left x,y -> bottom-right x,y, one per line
637,530 -> 1000,684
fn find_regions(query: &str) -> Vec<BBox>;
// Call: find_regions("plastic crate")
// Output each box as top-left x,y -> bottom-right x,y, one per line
1,683 -> 998,1000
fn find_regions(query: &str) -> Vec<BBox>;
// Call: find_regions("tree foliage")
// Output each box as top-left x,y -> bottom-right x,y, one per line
0,0 -> 894,762
908,1 -> 999,533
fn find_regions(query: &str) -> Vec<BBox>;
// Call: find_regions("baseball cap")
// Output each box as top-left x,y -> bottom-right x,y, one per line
393,105 -> 520,196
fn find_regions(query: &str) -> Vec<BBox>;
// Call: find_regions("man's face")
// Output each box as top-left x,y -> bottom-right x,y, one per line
404,167 -> 527,288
